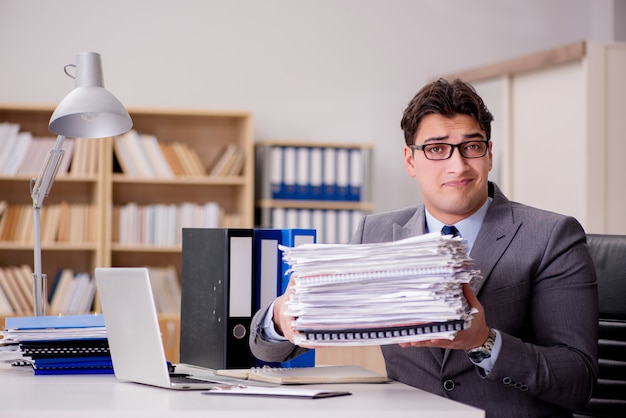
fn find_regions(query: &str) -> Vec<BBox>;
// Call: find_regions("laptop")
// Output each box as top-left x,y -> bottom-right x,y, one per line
95,267 -> 223,390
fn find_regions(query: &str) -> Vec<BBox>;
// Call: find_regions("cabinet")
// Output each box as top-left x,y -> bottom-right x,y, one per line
0,105 -> 253,360
255,140 -> 373,243
444,41 -> 626,234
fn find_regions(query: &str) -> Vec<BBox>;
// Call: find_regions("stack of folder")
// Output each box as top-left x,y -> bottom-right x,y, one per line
2,314 -> 112,375
281,232 -> 480,346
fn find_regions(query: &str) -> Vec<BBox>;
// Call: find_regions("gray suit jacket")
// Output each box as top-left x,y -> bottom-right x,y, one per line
249,182 -> 598,417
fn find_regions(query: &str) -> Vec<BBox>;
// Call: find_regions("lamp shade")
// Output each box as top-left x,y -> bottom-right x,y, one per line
49,52 -> 132,138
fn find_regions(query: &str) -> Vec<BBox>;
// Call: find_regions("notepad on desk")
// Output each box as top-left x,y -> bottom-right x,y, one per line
215,365 -> 388,385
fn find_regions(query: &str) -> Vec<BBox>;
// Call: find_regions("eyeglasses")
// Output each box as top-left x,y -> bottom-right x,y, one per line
410,140 -> 490,160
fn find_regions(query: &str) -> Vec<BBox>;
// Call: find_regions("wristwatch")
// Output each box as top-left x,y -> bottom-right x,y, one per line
465,328 -> 496,364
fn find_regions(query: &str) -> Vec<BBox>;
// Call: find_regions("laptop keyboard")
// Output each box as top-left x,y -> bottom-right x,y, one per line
169,374 -> 216,384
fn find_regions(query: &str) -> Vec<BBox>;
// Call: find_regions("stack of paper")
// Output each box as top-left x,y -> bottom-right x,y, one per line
2,314 -> 112,375
280,232 -> 480,346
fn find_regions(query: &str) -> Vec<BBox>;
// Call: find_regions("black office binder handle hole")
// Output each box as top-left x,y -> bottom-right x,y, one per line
232,324 -> 247,339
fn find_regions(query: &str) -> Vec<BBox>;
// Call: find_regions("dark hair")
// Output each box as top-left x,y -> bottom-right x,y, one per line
400,78 -> 494,146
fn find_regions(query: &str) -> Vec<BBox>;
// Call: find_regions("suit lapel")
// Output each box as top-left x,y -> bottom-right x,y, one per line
392,208 -> 426,240
468,184 -> 522,296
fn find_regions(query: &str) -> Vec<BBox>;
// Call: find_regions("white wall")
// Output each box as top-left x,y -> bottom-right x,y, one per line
0,0 -> 619,213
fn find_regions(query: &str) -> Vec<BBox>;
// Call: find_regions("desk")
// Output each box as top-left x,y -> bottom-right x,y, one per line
0,363 -> 484,418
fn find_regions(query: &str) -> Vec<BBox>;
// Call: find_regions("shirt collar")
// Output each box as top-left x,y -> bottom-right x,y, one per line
425,197 -> 492,254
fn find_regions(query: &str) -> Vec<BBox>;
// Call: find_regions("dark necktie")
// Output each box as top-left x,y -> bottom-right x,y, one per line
441,225 -> 460,237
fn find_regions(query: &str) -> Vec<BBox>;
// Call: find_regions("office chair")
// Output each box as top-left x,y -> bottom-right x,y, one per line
574,234 -> 626,417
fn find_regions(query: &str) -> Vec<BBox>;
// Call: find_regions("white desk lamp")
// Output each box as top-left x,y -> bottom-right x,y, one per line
30,52 -> 132,316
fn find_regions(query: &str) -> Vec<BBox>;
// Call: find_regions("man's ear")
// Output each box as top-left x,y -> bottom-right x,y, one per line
404,146 -> 417,177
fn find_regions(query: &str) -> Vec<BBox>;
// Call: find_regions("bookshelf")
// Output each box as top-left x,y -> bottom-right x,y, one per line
0,105 -> 105,318
105,107 -> 254,282
0,105 -> 253,361
255,140 -> 374,244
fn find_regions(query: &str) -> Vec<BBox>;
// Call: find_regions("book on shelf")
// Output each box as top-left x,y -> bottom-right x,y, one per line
5,132 -> 31,175
113,135 -> 138,176
0,276 -> 13,316
69,137 -> 87,176
172,142 -> 204,176
215,364 -> 388,385
75,137 -> 99,176
0,204 -> 20,241
141,134 -> 174,178
56,137 -> 75,176
13,203 -> 33,244
209,144 -> 245,177
47,269 -> 97,315
147,266 -> 181,314
123,130 -> 158,177
0,266 -> 32,314
0,269 -> 21,314
115,202 -> 224,246
0,122 -> 21,174
0,201 -> 98,245
185,143 -> 207,176
115,129 -> 207,178
159,141 -> 186,176
10,266 -> 34,314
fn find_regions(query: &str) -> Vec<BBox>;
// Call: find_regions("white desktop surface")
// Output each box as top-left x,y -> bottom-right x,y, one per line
0,362 -> 484,418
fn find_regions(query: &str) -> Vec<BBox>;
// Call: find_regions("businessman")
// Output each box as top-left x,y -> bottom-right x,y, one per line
249,78 -> 598,417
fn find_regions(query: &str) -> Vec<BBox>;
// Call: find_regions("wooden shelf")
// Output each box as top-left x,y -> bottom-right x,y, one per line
257,199 -> 374,211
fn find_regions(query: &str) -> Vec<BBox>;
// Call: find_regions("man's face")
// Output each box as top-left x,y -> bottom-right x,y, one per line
403,113 -> 492,225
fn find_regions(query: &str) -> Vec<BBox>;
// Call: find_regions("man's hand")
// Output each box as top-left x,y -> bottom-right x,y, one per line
272,277 -> 297,343
398,283 -> 490,350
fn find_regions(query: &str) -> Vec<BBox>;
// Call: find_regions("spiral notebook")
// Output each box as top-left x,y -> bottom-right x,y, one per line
216,364 -> 389,385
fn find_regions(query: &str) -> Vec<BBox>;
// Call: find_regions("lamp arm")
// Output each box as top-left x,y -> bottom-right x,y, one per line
30,134 -> 66,316
30,134 -> 66,209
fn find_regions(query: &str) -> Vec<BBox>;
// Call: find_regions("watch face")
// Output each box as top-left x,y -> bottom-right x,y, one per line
468,350 -> 491,363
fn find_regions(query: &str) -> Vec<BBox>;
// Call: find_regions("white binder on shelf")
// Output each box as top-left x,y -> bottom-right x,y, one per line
348,148 -> 363,201
282,146 -> 297,199
322,147 -> 336,200
269,146 -> 283,199
309,147 -> 323,200
335,148 -> 350,201
296,147 -> 310,199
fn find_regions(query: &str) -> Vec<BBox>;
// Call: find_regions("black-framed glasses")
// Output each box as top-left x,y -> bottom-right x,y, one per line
410,140 -> 490,160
